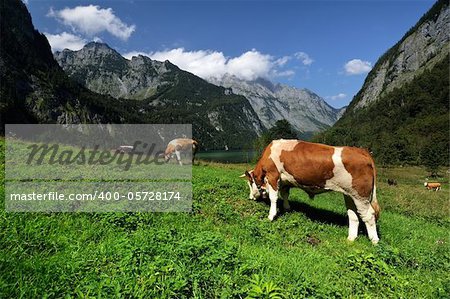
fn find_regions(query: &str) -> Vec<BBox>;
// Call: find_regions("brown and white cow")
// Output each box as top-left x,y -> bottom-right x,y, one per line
424,182 -> 441,191
242,139 -> 380,244
164,138 -> 198,166
115,145 -> 134,153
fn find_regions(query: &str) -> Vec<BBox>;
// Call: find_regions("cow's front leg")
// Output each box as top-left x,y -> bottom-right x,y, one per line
280,187 -> 291,211
175,150 -> 183,166
267,183 -> 279,221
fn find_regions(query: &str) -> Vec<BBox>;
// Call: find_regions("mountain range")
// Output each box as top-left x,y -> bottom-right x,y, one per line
2,0 -> 347,150
1,0 -> 267,149
54,42 -> 267,149
55,43 -> 345,139
209,75 -> 345,138
3,0 -> 445,162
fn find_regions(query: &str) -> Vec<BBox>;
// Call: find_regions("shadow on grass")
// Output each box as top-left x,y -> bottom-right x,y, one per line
287,200 -> 383,239
287,200 -> 348,227
256,195 -> 385,239
257,196 -> 348,227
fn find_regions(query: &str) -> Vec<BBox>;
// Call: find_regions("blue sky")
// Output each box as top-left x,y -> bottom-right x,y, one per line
25,0 -> 435,108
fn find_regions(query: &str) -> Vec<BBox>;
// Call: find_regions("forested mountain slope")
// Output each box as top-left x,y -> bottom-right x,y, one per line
315,0 -> 449,165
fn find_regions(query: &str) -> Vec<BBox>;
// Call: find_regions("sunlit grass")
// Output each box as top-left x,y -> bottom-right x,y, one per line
1,140 -> 449,298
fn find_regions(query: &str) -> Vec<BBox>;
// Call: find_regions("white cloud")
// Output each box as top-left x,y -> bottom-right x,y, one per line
150,48 -> 228,79
272,70 -> 296,78
274,56 -> 291,67
44,32 -> 87,52
122,51 -> 148,60
344,59 -> 372,75
227,50 -> 273,80
124,48 -> 292,81
294,52 -> 314,65
48,5 -> 135,41
326,93 -> 347,101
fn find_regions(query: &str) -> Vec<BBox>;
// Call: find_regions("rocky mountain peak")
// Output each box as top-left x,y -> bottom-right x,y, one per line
209,75 -> 344,135
253,77 -> 277,92
84,41 -> 112,49
55,43 -> 172,99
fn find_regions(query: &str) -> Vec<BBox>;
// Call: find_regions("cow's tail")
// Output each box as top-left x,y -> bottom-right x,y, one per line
370,161 -> 380,221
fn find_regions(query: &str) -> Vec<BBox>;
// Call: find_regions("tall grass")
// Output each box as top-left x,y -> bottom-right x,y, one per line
1,139 -> 449,297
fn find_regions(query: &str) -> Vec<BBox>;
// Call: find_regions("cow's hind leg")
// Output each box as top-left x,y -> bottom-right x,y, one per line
175,150 -> 183,166
280,187 -> 291,211
352,195 -> 379,244
344,195 -> 359,242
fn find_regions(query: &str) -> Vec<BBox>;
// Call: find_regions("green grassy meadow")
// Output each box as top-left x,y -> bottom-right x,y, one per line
1,140 -> 449,298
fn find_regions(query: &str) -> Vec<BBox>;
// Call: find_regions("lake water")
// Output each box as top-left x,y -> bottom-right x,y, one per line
196,150 -> 258,164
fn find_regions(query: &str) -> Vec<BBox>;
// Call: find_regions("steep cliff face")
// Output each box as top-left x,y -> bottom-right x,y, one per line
209,75 -> 345,135
316,0 -> 449,165
349,0 -> 449,111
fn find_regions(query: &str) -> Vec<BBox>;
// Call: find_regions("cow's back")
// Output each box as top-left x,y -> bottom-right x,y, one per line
168,138 -> 195,151
276,140 -> 335,188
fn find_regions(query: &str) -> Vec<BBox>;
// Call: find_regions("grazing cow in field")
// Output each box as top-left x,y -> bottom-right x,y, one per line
424,182 -> 441,191
387,179 -> 397,186
241,139 -> 380,244
116,145 -> 134,153
164,138 -> 198,166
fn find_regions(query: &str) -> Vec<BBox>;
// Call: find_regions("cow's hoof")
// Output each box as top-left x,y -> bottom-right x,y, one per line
282,201 -> 291,211
347,236 -> 356,242
268,214 -> 276,221
371,239 -> 380,245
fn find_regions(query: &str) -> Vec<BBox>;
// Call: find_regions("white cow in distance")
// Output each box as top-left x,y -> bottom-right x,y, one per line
164,138 -> 198,166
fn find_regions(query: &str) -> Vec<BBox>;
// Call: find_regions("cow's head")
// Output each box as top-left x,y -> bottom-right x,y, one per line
240,170 -> 267,200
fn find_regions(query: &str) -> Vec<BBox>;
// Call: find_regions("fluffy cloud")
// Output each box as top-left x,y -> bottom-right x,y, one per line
44,32 -> 87,51
344,59 -> 372,75
48,5 -> 135,41
226,50 -> 273,80
272,70 -> 296,78
123,48 -> 301,81
294,52 -> 314,65
150,48 -> 228,79
326,93 -> 347,101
